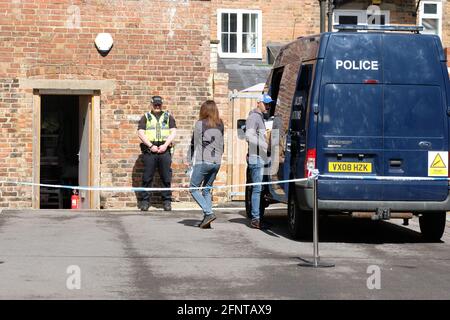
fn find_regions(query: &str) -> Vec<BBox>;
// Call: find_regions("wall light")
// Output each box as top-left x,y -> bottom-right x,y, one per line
95,33 -> 113,56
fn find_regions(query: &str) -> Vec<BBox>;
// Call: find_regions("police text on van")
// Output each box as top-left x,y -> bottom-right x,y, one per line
336,60 -> 379,71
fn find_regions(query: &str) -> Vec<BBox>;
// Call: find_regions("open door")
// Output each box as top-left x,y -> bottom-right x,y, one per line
78,96 -> 92,209
33,90 -> 99,209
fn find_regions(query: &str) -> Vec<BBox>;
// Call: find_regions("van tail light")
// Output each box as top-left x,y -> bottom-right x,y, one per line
305,149 -> 317,177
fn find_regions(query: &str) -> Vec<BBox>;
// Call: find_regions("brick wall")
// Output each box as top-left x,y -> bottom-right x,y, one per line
211,0 -> 320,61
443,0 -> 450,53
210,1 -> 450,62
0,0 -> 212,209
335,0 -> 449,64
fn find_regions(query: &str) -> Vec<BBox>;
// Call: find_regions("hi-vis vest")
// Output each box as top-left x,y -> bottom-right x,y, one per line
144,111 -> 171,142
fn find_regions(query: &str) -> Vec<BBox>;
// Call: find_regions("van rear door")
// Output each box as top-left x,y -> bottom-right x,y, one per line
318,33 -> 384,200
382,34 -> 448,201
318,33 -> 448,201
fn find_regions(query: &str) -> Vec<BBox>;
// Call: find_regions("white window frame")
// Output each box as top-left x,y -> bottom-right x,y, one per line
419,1 -> 442,38
217,9 -> 262,59
333,9 -> 390,31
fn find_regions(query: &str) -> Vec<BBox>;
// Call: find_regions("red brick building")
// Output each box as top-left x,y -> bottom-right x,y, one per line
211,0 -> 450,63
0,0 -> 216,209
1,0 -> 449,209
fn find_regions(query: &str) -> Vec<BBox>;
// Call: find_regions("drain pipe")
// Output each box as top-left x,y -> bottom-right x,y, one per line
327,0 -> 334,32
318,0 -> 326,33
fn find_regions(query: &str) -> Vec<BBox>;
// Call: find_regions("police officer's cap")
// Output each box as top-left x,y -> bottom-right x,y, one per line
151,96 -> 163,105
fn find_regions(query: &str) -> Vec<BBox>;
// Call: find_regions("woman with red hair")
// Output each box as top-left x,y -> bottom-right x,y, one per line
189,100 -> 224,229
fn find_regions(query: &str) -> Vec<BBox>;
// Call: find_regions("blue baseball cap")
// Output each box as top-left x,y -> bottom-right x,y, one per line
258,93 -> 273,104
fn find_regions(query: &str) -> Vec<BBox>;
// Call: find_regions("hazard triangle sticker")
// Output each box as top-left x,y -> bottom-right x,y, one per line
428,151 -> 448,176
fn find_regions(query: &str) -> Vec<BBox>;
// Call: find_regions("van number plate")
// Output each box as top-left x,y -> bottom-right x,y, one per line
328,162 -> 372,173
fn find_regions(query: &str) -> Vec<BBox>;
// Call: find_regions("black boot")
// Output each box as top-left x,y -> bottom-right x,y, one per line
163,201 -> 172,211
140,201 -> 150,211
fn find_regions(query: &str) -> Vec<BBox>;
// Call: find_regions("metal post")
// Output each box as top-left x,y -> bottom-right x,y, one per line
299,174 -> 334,268
313,177 -> 319,266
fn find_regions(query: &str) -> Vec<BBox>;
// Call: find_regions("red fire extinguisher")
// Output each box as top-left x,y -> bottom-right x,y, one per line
71,190 -> 80,209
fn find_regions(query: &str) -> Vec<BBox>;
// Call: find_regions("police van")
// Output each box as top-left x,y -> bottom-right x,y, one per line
242,25 -> 450,241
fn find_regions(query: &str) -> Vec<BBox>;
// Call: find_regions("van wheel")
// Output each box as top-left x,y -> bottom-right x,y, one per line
245,168 -> 265,220
288,187 -> 311,239
419,212 -> 446,241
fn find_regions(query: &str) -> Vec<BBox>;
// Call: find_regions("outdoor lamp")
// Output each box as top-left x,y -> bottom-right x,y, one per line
95,33 -> 113,56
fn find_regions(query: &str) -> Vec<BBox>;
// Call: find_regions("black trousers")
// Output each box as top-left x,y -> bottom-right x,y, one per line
141,151 -> 172,203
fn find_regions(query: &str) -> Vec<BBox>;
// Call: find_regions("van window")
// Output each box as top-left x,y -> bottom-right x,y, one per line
291,64 -> 313,132
271,62 -> 301,180
274,62 -> 302,139
383,35 -> 442,85
322,33 -> 382,84
267,67 -> 284,116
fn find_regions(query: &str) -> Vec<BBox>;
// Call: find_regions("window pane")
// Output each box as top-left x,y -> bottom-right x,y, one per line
242,34 -> 256,54
339,15 -> 358,25
230,34 -> 237,53
230,13 -> 237,32
242,34 -> 248,53
221,13 -> 228,32
367,14 -> 386,25
250,34 -> 257,53
251,14 -> 257,32
221,34 -> 229,53
422,18 -> 438,35
243,14 -> 249,33
424,3 -> 437,14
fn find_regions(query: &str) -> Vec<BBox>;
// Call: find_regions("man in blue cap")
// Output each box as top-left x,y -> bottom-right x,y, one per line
245,93 -> 273,229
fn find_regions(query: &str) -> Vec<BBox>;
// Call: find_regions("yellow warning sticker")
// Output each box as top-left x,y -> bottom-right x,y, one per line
428,151 -> 448,176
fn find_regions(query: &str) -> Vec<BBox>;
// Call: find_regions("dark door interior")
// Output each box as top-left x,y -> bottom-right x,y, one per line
40,95 -> 79,209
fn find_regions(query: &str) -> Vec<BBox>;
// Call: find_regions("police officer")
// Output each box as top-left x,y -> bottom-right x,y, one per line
137,96 -> 177,211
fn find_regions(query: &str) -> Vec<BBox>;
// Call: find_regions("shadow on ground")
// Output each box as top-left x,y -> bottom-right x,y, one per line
230,210 -> 440,244
178,219 -> 201,228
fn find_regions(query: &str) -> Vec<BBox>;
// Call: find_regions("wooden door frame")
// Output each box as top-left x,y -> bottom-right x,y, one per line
32,90 -> 100,209
229,92 -> 259,201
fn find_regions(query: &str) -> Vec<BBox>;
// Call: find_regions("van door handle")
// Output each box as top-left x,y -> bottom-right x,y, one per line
389,160 -> 402,167
286,142 -> 291,152
419,141 -> 432,149
299,143 -> 306,152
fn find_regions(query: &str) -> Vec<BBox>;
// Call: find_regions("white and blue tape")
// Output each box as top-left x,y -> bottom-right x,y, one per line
0,177 -> 312,192
1,172 -> 449,192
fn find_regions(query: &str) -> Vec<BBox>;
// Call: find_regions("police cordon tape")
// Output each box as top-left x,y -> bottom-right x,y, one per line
1,172 -> 449,192
0,176 -> 313,192
319,174 -> 450,181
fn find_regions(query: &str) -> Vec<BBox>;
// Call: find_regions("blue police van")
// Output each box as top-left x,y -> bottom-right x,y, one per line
242,26 -> 450,241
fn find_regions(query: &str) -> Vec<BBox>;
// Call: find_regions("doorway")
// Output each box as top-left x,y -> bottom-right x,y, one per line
39,95 -> 92,209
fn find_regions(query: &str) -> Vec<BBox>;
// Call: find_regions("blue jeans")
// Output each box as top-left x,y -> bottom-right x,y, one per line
189,162 -> 221,216
248,155 -> 265,220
